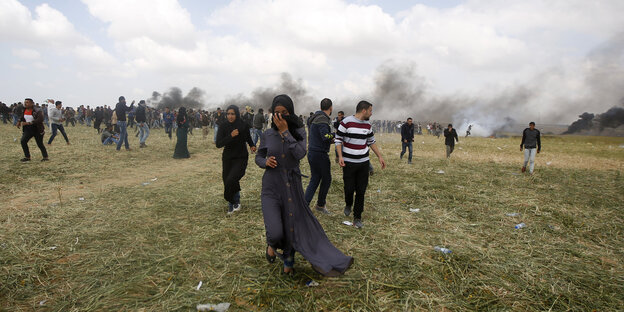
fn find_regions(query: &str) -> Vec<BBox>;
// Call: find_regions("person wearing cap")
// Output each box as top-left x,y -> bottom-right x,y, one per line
135,100 -> 149,148
520,121 -> 541,174
47,101 -> 70,145
114,96 -> 134,151
444,123 -> 458,158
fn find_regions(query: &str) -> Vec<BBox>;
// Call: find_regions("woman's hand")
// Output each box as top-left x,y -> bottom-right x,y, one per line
273,113 -> 288,133
231,129 -> 239,137
265,156 -> 277,168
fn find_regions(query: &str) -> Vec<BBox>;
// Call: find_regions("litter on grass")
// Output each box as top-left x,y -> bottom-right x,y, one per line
342,221 -> 353,226
306,280 -> 319,287
78,197 -> 85,201
505,212 -> 520,217
434,246 -> 452,254
39,300 -> 47,306
436,170 -> 445,174
142,182 -> 150,186
48,246 -> 57,250
409,208 -> 420,213
497,147 -> 502,150
196,281 -> 202,290
151,178 -> 158,181
197,303 -> 230,312
546,161 -> 552,165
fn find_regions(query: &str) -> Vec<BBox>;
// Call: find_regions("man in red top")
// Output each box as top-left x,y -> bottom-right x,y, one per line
17,98 -> 48,162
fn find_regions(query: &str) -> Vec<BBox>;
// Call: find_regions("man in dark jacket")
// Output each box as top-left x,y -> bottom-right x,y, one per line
400,118 -> 415,164
251,108 -> 265,145
17,98 -> 48,162
135,100 -> 149,148
444,123 -> 458,158
114,96 -> 134,151
520,121 -> 541,174
212,108 -> 226,143
304,98 -> 334,215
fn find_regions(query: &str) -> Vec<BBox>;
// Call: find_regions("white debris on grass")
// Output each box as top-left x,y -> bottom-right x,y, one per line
142,182 -> 150,186
151,178 -> 158,181
78,197 -> 85,201
546,161 -> 552,165
39,300 -> 47,306
497,147 -> 502,150
342,221 -> 353,226
505,212 -> 520,217
197,303 -> 230,312
436,170 -> 445,174
306,280 -> 320,287
409,208 -> 420,213
48,246 -> 57,250
196,281 -> 202,290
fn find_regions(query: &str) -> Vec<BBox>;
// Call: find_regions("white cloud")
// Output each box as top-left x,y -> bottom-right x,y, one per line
12,48 -> 41,60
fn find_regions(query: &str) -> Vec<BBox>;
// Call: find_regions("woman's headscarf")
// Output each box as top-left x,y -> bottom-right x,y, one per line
271,94 -> 304,141
177,106 -> 186,125
221,104 -> 246,135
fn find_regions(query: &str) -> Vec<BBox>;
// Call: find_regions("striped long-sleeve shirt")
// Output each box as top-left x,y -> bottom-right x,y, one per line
335,115 -> 376,163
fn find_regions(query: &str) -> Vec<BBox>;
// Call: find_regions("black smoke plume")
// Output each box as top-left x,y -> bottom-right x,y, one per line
149,87 -> 205,110
563,103 -> 624,136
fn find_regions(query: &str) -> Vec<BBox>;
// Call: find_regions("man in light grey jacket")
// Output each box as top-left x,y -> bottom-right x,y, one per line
47,101 -> 70,145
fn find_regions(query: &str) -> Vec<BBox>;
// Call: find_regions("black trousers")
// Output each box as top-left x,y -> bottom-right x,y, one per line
342,160 -> 370,219
21,125 -> 48,159
222,157 -> 248,203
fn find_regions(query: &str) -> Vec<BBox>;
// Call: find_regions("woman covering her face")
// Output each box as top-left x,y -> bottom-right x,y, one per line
256,94 -> 353,276
216,105 -> 256,214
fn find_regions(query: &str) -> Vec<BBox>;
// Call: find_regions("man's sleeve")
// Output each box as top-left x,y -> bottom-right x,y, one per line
520,129 -> 526,147
537,130 -> 541,151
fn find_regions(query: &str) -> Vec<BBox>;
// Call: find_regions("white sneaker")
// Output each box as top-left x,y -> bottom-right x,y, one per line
233,204 -> 241,211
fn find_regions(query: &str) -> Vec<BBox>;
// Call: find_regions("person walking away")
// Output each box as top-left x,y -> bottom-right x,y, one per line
252,108 -> 265,146
520,121 -> 541,174
444,124 -> 458,158
335,101 -> 386,229
135,100 -> 150,148
465,124 -> 472,137
201,110 -> 210,139
304,98 -> 334,215
163,107 -> 174,139
17,98 -> 48,162
256,94 -> 353,277
47,101 -> 70,145
115,96 -> 134,151
400,118 -> 414,164
94,107 -> 104,134
173,107 -> 190,159
216,105 -> 256,214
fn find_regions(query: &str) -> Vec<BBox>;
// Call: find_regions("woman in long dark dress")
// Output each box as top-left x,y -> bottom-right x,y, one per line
216,105 -> 256,214
173,107 -> 190,159
255,94 -> 353,276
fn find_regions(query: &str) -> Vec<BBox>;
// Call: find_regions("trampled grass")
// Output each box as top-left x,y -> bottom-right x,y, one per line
1,123 -> 623,311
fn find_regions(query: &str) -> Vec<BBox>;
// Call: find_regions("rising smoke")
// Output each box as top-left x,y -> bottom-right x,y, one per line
149,87 -> 205,110
563,103 -> 624,136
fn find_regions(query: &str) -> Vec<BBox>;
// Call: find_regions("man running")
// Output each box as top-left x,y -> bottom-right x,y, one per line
47,101 -> 70,145
444,124 -> 458,158
304,98 -> 334,215
17,98 -> 48,162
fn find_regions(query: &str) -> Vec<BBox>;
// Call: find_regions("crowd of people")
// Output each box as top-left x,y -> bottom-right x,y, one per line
5,94 -> 542,277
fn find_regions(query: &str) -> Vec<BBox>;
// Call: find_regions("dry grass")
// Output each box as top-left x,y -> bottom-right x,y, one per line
1,123 -> 623,311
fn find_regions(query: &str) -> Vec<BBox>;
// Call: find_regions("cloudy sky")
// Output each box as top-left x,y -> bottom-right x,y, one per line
1,0 -> 623,123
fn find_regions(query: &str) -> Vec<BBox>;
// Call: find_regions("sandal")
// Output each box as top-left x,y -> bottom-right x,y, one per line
265,246 -> 276,264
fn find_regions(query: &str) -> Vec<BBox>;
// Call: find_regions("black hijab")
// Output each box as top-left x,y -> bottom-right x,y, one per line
271,94 -> 304,141
221,104 -> 246,133
177,107 -> 186,125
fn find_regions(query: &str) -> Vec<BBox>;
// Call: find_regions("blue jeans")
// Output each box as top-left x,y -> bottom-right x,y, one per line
48,123 -> 69,144
13,115 -> 19,125
116,121 -> 130,150
103,136 -> 119,145
138,122 -> 149,144
304,151 -> 331,207
165,122 -> 173,139
401,141 -> 413,162
252,128 -> 262,146
213,125 -> 219,143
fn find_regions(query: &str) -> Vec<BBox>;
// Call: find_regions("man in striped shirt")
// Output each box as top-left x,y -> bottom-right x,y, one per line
335,101 -> 386,229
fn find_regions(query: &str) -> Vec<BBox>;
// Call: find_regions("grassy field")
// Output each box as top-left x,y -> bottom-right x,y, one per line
1,122 -> 623,311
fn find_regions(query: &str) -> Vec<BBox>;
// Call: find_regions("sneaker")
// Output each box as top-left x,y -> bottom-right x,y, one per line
343,205 -> 352,217
41,158 -> 49,162
20,158 -> 31,162
233,204 -> 241,212
315,205 -> 331,215
227,203 -> 234,214
354,219 -> 363,229
408,160 -> 412,164
521,166 -> 526,173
